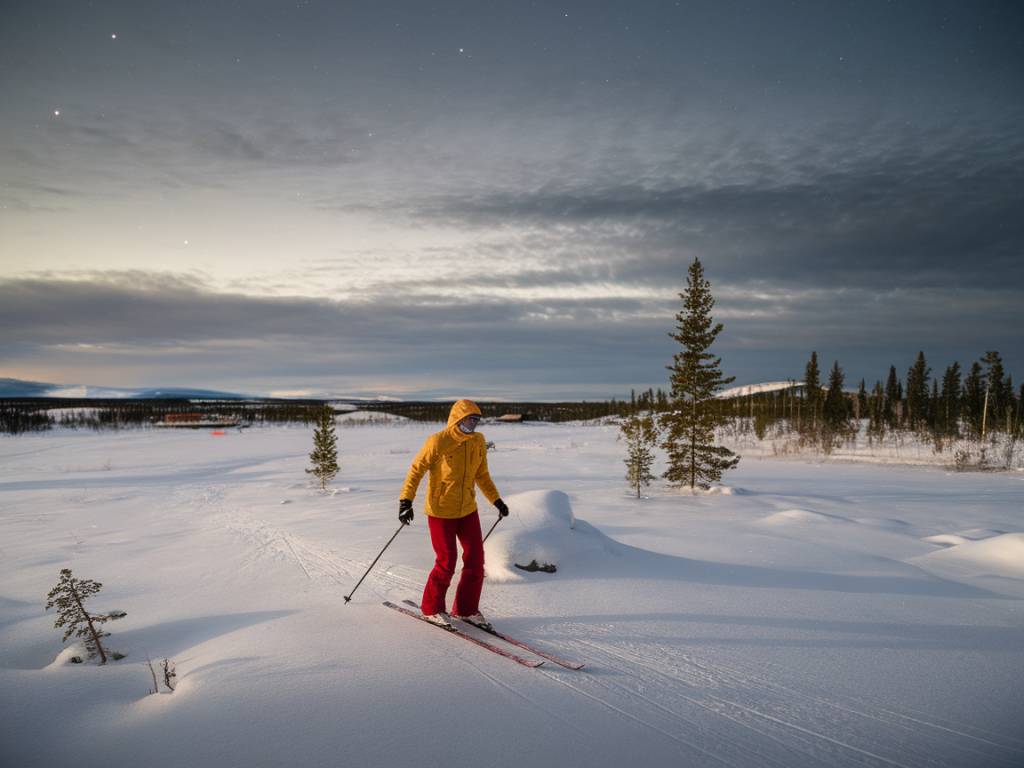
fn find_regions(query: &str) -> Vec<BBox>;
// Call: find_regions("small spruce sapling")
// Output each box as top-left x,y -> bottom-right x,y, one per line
306,405 -> 339,490
621,413 -> 658,498
45,568 -> 126,664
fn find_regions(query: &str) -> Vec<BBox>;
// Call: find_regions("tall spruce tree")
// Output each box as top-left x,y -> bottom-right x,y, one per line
884,365 -> 901,427
905,351 -> 931,430
306,406 -> 339,490
823,360 -> 848,432
982,351 -> 1009,434
963,361 -> 984,437
661,258 -> 739,490
620,413 -> 658,498
804,351 -> 821,429
940,362 -> 962,437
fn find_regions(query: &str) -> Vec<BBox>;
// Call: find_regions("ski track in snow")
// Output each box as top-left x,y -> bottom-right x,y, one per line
219,505 -> 1024,765
194,479 -> 1024,768
209,487 -> 423,598
12,431 -> 1019,768
532,632 -> 1024,768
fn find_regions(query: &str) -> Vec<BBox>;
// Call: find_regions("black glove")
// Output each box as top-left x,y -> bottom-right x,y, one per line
494,498 -> 509,517
399,499 -> 414,525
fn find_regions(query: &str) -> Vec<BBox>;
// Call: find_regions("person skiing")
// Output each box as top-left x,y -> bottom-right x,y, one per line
398,399 -> 509,629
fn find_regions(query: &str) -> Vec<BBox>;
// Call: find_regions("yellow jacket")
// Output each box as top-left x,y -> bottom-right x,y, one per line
400,399 -> 500,519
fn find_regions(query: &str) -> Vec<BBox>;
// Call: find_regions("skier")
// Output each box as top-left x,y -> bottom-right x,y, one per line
399,399 -> 509,629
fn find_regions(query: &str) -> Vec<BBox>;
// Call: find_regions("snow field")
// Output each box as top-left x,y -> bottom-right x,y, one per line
1,422 -> 1023,768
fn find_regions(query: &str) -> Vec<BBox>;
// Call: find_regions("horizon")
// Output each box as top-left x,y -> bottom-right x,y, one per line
2,1 -> 1022,398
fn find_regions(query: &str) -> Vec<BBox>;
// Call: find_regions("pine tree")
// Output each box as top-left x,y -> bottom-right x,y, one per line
823,360 -> 848,433
884,365 -> 901,427
306,406 -> 339,490
620,413 -> 658,498
963,361 -> 984,437
45,568 -> 126,663
940,362 -> 961,437
982,351 -> 1009,434
905,351 -> 931,430
660,258 -> 739,490
804,351 -> 821,429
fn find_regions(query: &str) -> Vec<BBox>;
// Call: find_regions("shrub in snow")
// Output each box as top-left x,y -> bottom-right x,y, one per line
306,406 -> 339,490
45,568 -> 126,664
162,658 -> 177,691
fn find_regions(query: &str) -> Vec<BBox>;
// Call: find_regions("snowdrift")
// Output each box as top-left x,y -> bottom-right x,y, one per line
756,508 -> 850,526
484,490 -> 623,582
910,532 -> 1024,583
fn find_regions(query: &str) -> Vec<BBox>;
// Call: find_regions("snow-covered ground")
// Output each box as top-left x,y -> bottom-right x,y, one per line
723,421 -> 1024,471
1,421 -> 1022,768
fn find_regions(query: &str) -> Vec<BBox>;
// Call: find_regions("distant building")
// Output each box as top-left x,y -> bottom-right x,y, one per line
156,412 -> 241,428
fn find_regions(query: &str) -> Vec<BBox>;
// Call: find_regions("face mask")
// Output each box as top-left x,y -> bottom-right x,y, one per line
458,419 -> 478,434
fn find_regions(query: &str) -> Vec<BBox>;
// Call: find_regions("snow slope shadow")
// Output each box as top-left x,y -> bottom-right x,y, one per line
487,491 -> 1008,599
110,610 -> 296,660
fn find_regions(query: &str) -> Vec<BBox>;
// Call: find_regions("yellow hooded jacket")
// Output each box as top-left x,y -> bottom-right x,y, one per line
400,399 -> 500,519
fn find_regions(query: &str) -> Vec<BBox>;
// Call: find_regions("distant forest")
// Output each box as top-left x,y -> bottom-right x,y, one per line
2,350 -> 1020,451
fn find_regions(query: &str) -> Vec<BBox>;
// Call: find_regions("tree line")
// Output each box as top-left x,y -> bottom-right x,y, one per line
0,398 -> 332,434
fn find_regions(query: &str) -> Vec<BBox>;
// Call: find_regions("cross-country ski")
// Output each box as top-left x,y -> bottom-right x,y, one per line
401,599 -> 584,670
383,600 -> 544,668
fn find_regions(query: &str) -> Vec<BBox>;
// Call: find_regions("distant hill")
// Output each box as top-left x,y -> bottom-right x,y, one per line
0,378 -> 54,397
0,378 -> 249,399
716,381 -> 805,399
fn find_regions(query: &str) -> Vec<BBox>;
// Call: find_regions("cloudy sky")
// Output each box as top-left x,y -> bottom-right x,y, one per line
2,1 -> 1022,399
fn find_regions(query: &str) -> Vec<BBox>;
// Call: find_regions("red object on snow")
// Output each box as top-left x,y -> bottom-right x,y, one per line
210,430 -> 226,436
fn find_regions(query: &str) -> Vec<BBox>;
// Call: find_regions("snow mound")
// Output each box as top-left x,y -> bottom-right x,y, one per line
757,508 -> 849,526
484,490 -> 622,582
911,533 -> 1024,581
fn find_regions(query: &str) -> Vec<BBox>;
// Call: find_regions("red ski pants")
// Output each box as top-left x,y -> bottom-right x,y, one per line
421,510 -> 484,616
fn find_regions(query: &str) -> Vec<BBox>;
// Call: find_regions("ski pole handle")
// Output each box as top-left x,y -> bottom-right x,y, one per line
344,522 -> 406,604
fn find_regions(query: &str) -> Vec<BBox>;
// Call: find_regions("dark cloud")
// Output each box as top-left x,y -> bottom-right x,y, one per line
1,273 -> 1018,398
398,122 -> 1024,292
2,2 -> 1022,396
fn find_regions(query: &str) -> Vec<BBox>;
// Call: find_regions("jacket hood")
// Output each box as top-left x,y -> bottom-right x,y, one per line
446,399 -> 482,428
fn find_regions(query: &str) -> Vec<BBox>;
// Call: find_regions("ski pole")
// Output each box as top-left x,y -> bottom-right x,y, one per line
482,515 -> 503,544
344,522 -> 406,603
